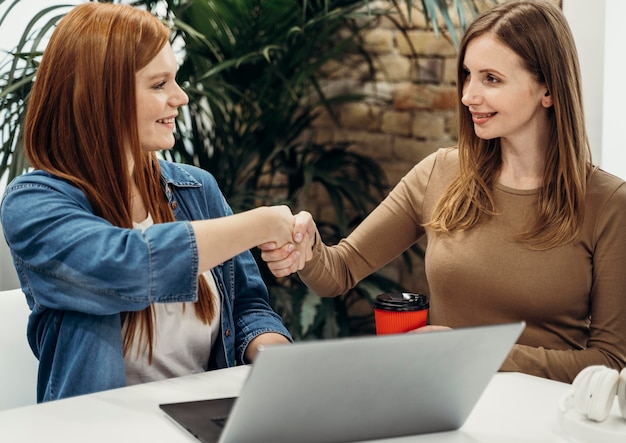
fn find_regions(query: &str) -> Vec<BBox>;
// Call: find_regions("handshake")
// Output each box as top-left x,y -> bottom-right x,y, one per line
257,208 -> 316,278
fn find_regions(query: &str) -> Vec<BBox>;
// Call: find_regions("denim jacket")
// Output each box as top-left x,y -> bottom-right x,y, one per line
1,160 -> 292,402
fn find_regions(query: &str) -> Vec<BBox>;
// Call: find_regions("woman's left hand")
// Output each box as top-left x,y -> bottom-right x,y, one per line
244,332 -> 291,363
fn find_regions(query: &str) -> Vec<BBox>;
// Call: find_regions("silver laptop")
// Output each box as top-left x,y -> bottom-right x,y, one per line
160,321 -> 525,443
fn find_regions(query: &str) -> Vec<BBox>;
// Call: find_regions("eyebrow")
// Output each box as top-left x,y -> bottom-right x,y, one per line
463,65 -> 506,77
142,71 -> 175,81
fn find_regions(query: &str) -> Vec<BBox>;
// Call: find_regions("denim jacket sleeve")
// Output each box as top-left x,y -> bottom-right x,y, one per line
231,247 -> 292,364
0,161 -> 291,401
1,171 -> 200,314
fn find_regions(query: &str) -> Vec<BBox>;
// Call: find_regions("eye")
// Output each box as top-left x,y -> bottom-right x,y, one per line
153,81 -> 166,90
485,74 -> 500,84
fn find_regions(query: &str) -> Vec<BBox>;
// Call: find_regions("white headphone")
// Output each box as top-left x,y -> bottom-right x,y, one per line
560,365 -> 626,422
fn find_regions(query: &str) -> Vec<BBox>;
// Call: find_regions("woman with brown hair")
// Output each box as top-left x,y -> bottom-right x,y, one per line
1,2 -> 305,402
262,0 -> 626,384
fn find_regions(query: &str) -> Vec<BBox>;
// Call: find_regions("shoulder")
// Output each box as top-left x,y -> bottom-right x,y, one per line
6,170 -> 65,189
2,170 -> 87,203
1,171 -> 94,234
587,167 -> 626,204
404,147 -> 459,188
157,160 -> 232,218
432,147 -> 459,172
158,159 -> 219,190
585,168 -> 626,228
387,147 -> 458,214
434,146 -> 459,164
411,147 -> 458,175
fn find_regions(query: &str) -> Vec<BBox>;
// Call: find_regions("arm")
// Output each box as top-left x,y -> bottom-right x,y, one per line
297,191 -> 425,297
501,179 -> 626,383
262,156 -> 436,297
1,178 -> 193,313
191,205 -> 296,274
0,174 -> 296,315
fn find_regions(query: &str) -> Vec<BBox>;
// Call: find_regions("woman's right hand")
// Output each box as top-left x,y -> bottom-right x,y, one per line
263,205 -> 301,247
260,211 -> 316,277
192,205 -> 303,274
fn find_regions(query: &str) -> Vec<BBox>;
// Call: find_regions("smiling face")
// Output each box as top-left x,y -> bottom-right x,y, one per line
135,43 -> 188,153
460,34 -> 553,147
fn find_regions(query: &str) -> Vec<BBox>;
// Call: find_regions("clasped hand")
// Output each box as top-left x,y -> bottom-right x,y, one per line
260,211 -> 316,277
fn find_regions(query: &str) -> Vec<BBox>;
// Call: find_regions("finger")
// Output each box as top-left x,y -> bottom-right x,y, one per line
258,242 -> 277,251
298,210 -> 317,240
260,243 -> 294,262
293,211 -> 314,243
266,255 -> 299,277
261,249 -> 289,262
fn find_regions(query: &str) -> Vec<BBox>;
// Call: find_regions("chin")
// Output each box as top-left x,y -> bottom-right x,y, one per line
141,140 -> 176,151
473,131 -> 498,141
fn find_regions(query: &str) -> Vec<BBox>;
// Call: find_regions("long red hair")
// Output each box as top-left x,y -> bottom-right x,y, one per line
23,2 -> 215,360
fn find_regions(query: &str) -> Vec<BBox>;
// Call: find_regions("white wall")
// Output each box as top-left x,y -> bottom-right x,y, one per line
564,0 -> 626,181
599,0 -> 626,180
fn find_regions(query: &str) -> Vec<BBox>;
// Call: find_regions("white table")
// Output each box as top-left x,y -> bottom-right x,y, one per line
0,367 -> 623,443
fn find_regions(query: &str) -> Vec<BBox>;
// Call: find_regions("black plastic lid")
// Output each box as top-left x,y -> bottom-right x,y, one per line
373,293 -> 429,311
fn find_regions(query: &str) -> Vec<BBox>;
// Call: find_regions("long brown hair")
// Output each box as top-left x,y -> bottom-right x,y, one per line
428,0 -> 591,249
23,3 -> 215,360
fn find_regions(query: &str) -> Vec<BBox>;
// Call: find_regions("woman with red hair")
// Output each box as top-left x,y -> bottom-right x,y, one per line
1,2 -> 305,402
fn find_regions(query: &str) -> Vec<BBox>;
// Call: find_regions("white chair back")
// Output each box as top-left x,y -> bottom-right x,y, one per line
0,288 -> 38,410
0,232 -> 19,290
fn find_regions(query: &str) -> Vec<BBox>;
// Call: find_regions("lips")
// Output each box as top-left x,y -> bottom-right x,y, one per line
472,112 -> 496,119
470,111 -> 496,124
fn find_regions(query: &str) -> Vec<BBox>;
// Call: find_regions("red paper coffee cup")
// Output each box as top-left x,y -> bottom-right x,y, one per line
373,293 -> 429,335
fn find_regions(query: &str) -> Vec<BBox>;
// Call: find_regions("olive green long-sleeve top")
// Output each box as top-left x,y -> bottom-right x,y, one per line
299,147 -> 626,383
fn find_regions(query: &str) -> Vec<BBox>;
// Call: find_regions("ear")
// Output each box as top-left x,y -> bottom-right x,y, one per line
542,89 -> 553,108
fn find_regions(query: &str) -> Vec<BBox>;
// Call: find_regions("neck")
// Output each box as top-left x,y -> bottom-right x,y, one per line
498,151 -> 545,190
131,185 -> 148,223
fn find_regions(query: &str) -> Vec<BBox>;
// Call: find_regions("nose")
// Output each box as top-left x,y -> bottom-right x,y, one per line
461,78 -> 481,108
172,82 -> 189,107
